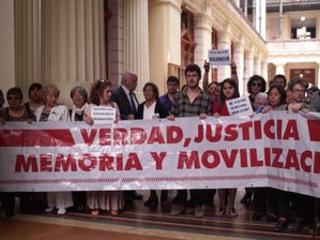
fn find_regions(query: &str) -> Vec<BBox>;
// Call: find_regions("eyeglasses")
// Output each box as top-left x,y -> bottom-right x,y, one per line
251,82 -> 262,87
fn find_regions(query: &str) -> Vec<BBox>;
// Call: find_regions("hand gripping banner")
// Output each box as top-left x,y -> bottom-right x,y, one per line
0,112 -> 320,198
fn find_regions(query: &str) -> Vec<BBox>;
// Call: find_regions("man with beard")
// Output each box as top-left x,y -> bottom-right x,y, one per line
168,64 -> 213,218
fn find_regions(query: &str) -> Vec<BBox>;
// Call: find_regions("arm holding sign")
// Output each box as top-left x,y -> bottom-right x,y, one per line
202,60 -> 210,93
230,62 -> 238,87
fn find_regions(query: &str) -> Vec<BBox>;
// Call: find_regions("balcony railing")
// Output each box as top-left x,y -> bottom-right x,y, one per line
267,39 -> 320,54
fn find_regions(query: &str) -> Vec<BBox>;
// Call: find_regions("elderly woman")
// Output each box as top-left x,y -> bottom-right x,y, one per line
69,86 -> 89,121
35,84 -> 73,215
69,86 -> 89,211
84,80 -> 123,216
0,87 -> 35,216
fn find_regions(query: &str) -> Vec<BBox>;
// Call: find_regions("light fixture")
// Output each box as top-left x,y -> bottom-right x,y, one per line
300,16 -> 306,21
299,73 -> 304,78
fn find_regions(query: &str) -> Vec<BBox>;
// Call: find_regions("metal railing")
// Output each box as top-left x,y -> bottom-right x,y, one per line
267,38 -> 320,52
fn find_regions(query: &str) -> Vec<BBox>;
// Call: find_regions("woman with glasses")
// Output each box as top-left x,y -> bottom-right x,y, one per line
247,75 -> 267,106
241,75 -> 267,208
69,86 -> 89,211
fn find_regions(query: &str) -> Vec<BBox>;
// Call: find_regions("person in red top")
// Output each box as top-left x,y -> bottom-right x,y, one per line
213,78 -> 239,117
213,78 -> 240,218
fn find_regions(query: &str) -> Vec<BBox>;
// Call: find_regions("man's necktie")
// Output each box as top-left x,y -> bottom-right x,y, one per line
129,92 -> 137,114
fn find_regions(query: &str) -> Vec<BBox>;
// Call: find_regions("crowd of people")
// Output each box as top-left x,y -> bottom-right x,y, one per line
0,61 -> 320,233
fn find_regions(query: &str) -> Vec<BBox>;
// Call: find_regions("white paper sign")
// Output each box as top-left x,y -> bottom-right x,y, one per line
91,106 -> 116,124
208,49 -> 230,66
226,96 -> 253,116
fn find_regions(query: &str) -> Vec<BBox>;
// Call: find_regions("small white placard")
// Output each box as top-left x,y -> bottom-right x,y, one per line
208,49 -> 230,66
226,96 -> 253,116
91,106 -> 116,124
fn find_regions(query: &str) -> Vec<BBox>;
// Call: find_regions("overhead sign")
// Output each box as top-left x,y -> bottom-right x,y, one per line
208,49 -> 230,66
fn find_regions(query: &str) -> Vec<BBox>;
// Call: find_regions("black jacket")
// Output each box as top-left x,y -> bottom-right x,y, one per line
111,86 -> 138,120
135,101 -> 169,120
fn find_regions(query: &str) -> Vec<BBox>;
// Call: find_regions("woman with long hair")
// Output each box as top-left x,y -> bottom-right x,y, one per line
84,79 -> 123,216
213,78 -> 239,218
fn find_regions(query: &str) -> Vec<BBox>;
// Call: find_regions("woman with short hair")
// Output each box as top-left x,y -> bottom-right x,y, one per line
35,84 -> 73,215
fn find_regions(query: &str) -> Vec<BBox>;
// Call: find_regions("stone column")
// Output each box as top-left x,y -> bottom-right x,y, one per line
124,0 -> 150,100
233,38 -> 245,95
275,63 -> 286,75
0,0 -> 16,94
282,14 -> 290,40
107,0 -> 124,87
217,26 -> 231,82
149,0 -> 181,94
41,0 -> 106,105
244,49 -> 254,94
255,0 -> 260,34
254,55 -> 262,75
194,12 -> 213,88
233,0 -> 240,8
260,0 -> 266,39
244,0 -> 248,17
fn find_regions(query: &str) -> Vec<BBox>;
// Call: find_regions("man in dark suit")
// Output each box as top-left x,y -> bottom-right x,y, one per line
112,72 -> 139,120
111,72 -> 142,206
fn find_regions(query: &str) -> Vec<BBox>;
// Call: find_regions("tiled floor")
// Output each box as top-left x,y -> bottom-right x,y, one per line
0,190 -> 319,240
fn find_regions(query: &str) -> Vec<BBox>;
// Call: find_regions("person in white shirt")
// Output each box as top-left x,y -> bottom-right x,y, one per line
35,84 -> 73,215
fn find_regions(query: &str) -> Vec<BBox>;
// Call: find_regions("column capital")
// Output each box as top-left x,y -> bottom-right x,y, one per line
273,62 -> 286,67
245,48 -> 255,58
255,53 -> 262,61
194,13 -> 213,32
149,0 -> 182,13
233,40 -> 244,55
218,25 -> 231,45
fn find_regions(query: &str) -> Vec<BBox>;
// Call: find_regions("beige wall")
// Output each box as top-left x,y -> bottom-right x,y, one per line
0,0 -> 15,97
